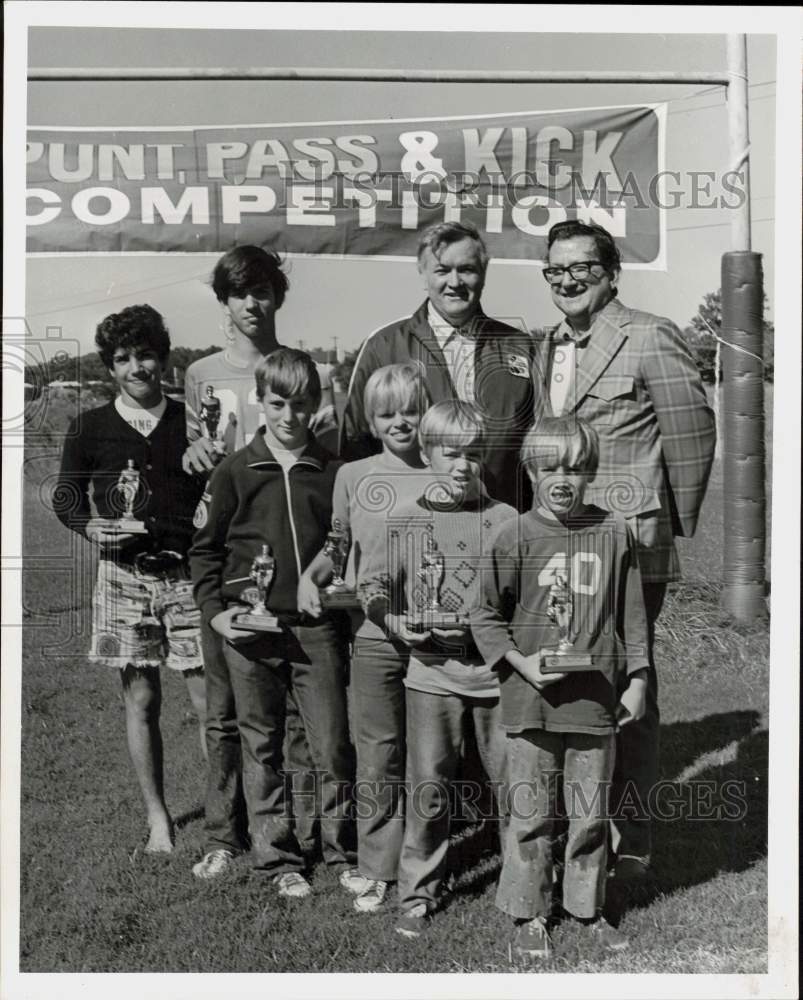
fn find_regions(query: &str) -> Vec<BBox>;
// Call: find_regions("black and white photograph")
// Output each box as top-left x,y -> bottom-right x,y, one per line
2,4 -> 799,997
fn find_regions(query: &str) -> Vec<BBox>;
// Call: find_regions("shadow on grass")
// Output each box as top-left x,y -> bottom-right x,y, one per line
659,709 -> 761,779
608,721 -> 768,922
441,711 -> 768,920
174,806 -> 205,830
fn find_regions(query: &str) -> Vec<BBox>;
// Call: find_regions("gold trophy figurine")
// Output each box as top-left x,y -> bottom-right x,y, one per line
232,544 -> 281,631
408,526 -> 461,630
89,459 -> 148,534
320,519 -> 359,608
542,571 -> 592,672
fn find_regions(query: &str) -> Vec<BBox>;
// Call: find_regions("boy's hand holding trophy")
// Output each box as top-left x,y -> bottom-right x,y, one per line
231,544 -> 281,632
541,571 -> 592,673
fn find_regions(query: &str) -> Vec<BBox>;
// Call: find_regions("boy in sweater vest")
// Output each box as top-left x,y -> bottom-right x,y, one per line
471,416 -> 650,960
360,400 -> 517,938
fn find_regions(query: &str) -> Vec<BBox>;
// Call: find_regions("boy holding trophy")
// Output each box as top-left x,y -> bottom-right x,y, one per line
55,305 -> 206,853
189,348 -> 355,899
359,399 -> 517,937
471,415 -> 651,959
298,363 -> 434,914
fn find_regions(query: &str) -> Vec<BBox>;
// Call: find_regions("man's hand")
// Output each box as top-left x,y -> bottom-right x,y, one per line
297,572 -> 323,619
183,437 -> 223,475
210,606 -> 258,643
384,613 -> 432,648
616,672 -> 648,729
506,648 -> 568,691
625,513 -> 659,548
85,524 -> 136,553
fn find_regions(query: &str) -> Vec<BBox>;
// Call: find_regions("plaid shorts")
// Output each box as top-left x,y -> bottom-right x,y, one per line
89,558 -> 203,673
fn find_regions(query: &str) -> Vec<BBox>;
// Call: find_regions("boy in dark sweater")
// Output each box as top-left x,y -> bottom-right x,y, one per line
360,400 -> 517,937
190,348 -> 355,899
55,305 -> 205,853
471,415 -> 651,959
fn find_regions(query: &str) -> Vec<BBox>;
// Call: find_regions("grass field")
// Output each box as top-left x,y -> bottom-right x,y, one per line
17,389 -> 772,974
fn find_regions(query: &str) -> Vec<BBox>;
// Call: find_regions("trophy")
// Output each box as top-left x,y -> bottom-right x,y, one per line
232,544 -> 281,631
542,571 -> 592,672
89,459 -> 148,534
320,519 -> 359,609
200,386 -> 226,454
407,526 -> 463,630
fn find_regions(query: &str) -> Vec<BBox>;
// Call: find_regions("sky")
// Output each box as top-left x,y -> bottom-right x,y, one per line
20,19 -> 779,359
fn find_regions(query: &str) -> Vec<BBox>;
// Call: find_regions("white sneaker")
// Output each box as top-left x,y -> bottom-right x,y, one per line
339,867 -> 370,895
192,849 -> 234,880
353,879 -> 389,914
274,871 -> 312,899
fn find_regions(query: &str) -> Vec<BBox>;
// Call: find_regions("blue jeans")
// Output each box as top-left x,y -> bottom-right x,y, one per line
219,619 -> 356,873
399,688 -> 507,912
201,621 -> 317,855
351,635 -> 408,882
497,729 -> 614,921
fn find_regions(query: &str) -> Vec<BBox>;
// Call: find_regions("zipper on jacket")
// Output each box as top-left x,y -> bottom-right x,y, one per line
281,467 -> 303,576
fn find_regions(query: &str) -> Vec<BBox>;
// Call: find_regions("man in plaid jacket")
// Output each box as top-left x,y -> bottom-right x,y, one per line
535,220 -> 716,877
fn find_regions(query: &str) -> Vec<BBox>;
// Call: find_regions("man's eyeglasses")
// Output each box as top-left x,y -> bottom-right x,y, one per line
542,261 -> 604,284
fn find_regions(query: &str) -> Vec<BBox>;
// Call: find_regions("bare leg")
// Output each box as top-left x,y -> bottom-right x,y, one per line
183,668 -> 208,762
121,664 -> 173,853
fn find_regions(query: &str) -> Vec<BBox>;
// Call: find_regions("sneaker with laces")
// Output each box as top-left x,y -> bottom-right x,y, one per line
513,916 -> 552,960
394,902 -> 429,939
192,849 -> 235,880
587,916 -> 629,951
353,879 -> 389,914
339,867 -> 370,895
273,871 -> 312,899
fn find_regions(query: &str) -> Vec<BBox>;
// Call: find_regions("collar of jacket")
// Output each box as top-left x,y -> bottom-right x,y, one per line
547,296 -> 631,344
414,300 -> 493,341
244,426 -> 328,471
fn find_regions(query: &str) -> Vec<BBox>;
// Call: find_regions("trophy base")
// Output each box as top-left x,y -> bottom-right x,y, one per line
88,517 -> 148,535
542,650 -> 593,674
406,610 -> 465,631
320,587 -> 361,609
231,610 -> 281,633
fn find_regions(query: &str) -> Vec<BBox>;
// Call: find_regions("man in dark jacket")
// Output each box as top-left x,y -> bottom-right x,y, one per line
339,221 -> 541,512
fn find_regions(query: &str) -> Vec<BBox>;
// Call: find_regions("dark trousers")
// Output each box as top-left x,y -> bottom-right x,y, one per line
201,620 -> 318,856
222,619 -> 356,874
612,581 -> 666,864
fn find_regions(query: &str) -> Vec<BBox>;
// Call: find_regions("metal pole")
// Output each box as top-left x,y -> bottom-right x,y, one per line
720,35 -> 766,623
27,67 -> 731,85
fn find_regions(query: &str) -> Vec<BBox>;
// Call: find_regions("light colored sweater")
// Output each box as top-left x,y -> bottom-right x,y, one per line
332,451 -> 435,642
361,491 -> 517,697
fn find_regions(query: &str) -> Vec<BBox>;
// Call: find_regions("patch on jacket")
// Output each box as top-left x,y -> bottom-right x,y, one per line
193,492 -> 211,530
506,354 -> 530,378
